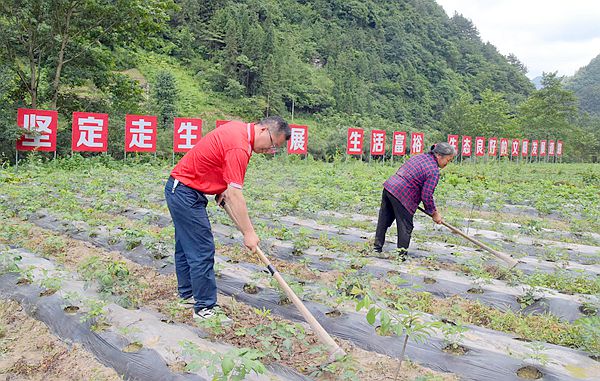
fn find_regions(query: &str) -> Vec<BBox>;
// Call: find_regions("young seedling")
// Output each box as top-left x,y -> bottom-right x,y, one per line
441,321 -> 469,355
580,294 -> 600,316
575,316 -> 600,359
355,287 -> 441,380
523,341 -> 550,366
195,310 -> 228,335
234,308 -> 308,361
269,276 -> 305,305
80,298 -> 109,332
307,352 -> 359,381
0,251 -> 22,274
517,286 -> 543,309
181,340 -> 266,381
466,192 -> 486,234
39,268 -> 63,295
163,299 -> 187,323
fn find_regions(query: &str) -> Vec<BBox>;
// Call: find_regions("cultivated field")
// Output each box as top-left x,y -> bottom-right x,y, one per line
1,155 -> 598,381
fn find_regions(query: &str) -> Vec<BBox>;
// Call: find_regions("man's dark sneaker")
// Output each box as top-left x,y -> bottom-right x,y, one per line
193,305 -> 232,325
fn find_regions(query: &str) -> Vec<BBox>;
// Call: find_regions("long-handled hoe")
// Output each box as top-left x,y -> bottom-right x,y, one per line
221,202 -> 346,360
418,207 -> 519,269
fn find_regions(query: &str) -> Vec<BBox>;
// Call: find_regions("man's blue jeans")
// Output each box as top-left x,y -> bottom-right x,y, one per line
164,176 -> 217,310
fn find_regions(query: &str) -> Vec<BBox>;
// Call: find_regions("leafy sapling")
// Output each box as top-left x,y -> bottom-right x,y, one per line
517,285 -> 543,309
575,316 -> 600,359
523,341 -> 550,366
441,321 -> 469,354
355,288 -> 441,380
182,341 -> 266,381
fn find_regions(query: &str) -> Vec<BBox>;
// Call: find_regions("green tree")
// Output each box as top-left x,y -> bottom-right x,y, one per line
152,70 -> 178,129
0,0 -> 174,110
474,89 -> 517,137
518,72 -> 578,139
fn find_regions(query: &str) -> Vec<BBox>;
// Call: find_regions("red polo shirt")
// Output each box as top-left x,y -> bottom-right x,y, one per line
171,121 -> 254,195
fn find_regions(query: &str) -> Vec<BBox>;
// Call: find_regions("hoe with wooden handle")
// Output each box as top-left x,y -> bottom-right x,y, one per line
418,207 -> 519,269
221,202 -> 346,359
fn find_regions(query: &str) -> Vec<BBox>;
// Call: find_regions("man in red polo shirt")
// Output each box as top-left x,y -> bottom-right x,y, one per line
165,116 -> 291,321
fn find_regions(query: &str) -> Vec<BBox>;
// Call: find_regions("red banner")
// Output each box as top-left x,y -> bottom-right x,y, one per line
475,136 -> 485,157
461,136 -> 472,157
540,140 -> 547,156
521,139 -> 529,157
556,140 -> 563,156
370,130 -> 386,156
500,138 -> 509,156
531,140 -> 539,157
125,115 -> 157,152
173,118 -> 202,153
392,132 -> 407,156
72,112 -> 108,152
346,128 -> 364,155
488,137 -> 498,156
447,135 -> 459,153
16,108 -> 58,152
511,139 -> 520,157
410,132 -> 424,155
287,124 -> 308,154
548,140 -> 555,156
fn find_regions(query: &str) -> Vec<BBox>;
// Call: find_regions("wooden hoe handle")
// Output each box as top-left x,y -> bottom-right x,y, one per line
222,203 -> 345,358
418,207 -> 519,269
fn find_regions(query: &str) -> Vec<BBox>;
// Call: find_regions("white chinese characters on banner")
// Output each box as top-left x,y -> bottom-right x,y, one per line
488,138 -> 498,156
540,140 -> 547,156
370,130 -> 386,155
531,140 -> 539,156
16,108 -> 58,151
287,124 -> 308,154
461,136 -> 472,156
173,118 -> 202,152
72,112 -> 108,152
130,120 -> 152,148
521,140 -> 529,157
447,135 -> 459,153
125,115 -> 156,152
556,140 -> 563,156
511,139 -> 520,156
500,138 -> 509,156
392,132 -> 407,155
346,128 -> 364,155
410,132 -> 424,155
475,137 -> 485,156
548,140 -> 555,156
177,122 -> 198,149
77,117 -> 104,148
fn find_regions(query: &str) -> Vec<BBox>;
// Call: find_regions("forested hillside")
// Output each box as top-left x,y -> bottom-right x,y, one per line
1,0 -> 598,161
566,53 -> 600,116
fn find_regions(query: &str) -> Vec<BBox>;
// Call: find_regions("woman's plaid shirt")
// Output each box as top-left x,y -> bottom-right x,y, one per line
383,152 -> 439,215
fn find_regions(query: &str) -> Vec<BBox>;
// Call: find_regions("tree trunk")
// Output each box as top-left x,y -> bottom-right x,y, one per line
29,28 -> 37,108
394,335 -> 409,381
50,42 -> 67,110
51,6 -> 74,110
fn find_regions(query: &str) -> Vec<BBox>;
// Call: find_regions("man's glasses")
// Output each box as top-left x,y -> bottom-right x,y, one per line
267,129 -> 278,152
